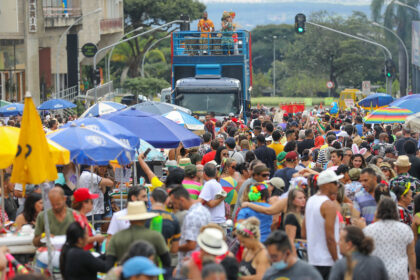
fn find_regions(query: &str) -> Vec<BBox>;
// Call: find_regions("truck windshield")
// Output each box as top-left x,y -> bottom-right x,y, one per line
176,92 -> 239,115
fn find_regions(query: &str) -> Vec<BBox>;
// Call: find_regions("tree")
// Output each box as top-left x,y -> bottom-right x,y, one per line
371,0 -> 419,96
123,0 -> 205,77
123,77 -> 170,98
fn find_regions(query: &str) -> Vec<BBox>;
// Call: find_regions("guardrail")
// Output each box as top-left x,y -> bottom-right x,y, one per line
55,85 -> 78,101
43,7 -> 82,17
100,18 -> 123,33
86,81 -> 114,100
172,30 -> 249,56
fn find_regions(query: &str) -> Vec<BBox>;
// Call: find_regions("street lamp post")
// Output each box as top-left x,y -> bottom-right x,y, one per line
107,26 -> 144,82
93,20 -> 187,102
394,0 -> 419,12
54,8 -> 102,98
272,35 -> 277,97
141,35 -> 171,78
372,22 -> 410,96
306,20 -> 393,95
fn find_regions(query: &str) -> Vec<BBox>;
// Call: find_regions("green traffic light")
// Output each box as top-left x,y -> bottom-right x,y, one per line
387,73 -> 391,77
298,27 -> 303,33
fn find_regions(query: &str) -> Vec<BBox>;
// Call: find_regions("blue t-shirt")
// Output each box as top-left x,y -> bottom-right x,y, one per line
237,202 -> 272,242
355,124 -> 363,136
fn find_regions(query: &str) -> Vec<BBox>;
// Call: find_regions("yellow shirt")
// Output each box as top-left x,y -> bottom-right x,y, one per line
197,19 -> 214,37
268,142 -> 284,156
150,176 -> 163,191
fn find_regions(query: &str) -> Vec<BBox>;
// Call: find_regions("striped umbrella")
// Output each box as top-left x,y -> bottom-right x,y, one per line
363,106 -> 413,124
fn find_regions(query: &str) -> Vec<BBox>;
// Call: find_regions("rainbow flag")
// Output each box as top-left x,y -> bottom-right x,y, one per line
363,106 -> 413,124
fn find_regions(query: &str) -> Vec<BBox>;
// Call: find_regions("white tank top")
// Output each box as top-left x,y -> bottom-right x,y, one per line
305,194 -> 339,266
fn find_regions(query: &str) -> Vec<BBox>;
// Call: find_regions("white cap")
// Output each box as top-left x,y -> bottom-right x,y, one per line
337,131 -> 349,138
317,170 -> 343,186
229,112 -> 234,117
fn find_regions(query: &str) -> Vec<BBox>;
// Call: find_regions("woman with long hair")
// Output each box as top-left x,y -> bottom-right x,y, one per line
281,189 -> 306,245
214,146 -> 229,165
237,183 -> 272,242
236,217 -> 270,280
363,197 -> 416,280
60,222 -> 108,280
14,193 -> 43,230
330,226 -> 388,279
72,188 -> 105,250
349,154 -> 366,169
412,194 -> 420,279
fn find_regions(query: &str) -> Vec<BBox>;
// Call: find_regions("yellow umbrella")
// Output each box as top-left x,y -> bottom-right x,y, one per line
11,93 -> 59,185
0,126 -> 70,169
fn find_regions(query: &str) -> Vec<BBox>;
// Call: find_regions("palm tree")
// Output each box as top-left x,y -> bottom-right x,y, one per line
371,0 -> 419,96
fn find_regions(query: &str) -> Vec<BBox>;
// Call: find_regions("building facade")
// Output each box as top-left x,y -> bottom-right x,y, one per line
0,0 -> 124,104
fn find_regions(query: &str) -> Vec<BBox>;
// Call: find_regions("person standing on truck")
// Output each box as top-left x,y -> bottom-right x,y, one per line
197,11 -> 215,54
221,12 -> 235,55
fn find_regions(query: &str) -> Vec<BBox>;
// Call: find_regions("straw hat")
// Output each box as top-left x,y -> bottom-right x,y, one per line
179,158 -> 191,168
395,155 -> 411,167
197,228 -> 228,256
118,201 -> 158,221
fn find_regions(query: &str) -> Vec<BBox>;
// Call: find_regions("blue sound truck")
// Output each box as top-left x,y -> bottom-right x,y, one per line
162,30 -> 253,122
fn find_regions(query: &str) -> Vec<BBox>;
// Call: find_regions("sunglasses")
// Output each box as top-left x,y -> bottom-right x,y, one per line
230,165 -> 237,169
222,153 -> 229,156
260,173 -> 270,177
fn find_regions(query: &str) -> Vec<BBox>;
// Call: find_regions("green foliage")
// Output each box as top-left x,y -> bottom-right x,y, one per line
250,11 -> 387,97
252,72 -> 271,96
121,0 -> 205,77
123,77 -> 170,98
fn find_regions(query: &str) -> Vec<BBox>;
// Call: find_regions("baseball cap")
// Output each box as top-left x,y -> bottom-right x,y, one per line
253,165 -> 269,175
317,170 -> 344,186
348,168 -> 361,181
268,177 -> 285,190
73,188 -> 99,203
225,137 -> 236,147
285,151 -> 298,161
229,112 -> 235,117
337,131 -> 349,138
122,256 -> 165,278
164,160 -> 178,173
184,164 -> 197,178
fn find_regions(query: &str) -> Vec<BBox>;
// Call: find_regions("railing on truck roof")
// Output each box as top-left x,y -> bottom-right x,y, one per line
172,30 -> 250,58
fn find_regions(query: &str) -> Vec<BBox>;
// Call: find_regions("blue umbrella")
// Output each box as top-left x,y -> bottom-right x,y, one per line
80,101 -> 127,118
37,99 -> 76,110
389,94 -> 420,113
0,103 -> 24,116
138,139 -> 165,162
131,101 -> 192,115
61,117 -> 140,149
358,93 -> 394,109
162,110 -> 204,130
47,124 -> 134,165
102,107 -> 201,148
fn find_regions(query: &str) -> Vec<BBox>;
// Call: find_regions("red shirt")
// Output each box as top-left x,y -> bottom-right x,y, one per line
201,150 -> 216,165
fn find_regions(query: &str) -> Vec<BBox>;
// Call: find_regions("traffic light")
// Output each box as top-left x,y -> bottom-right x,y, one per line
295,14 -> 306,34
180,15 -> 190,31
91,68 -> 101,85
385,59 -> 396,79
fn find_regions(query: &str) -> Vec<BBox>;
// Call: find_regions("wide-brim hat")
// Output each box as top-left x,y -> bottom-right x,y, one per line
395,155 -> 411,167
179,158 -> 192,168
197,228 -> 228,256
118,201 -> 158,221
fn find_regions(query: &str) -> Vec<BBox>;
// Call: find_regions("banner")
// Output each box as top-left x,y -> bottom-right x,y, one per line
413,21 -> 420,67
324,97 -> 334,106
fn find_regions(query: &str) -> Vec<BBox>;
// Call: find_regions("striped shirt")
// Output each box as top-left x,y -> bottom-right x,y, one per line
182,179 -> 203,200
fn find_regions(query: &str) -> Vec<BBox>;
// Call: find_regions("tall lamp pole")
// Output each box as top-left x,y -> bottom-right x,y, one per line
272,35 -> 277,97
107,26 -> 144,82
54,8 -> 102,97
372,22 -> 410,96
141,34 -> 171,78
93,20 -> 187,102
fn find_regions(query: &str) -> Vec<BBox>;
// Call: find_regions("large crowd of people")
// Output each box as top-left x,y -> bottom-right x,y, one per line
1,103 -> 420,280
